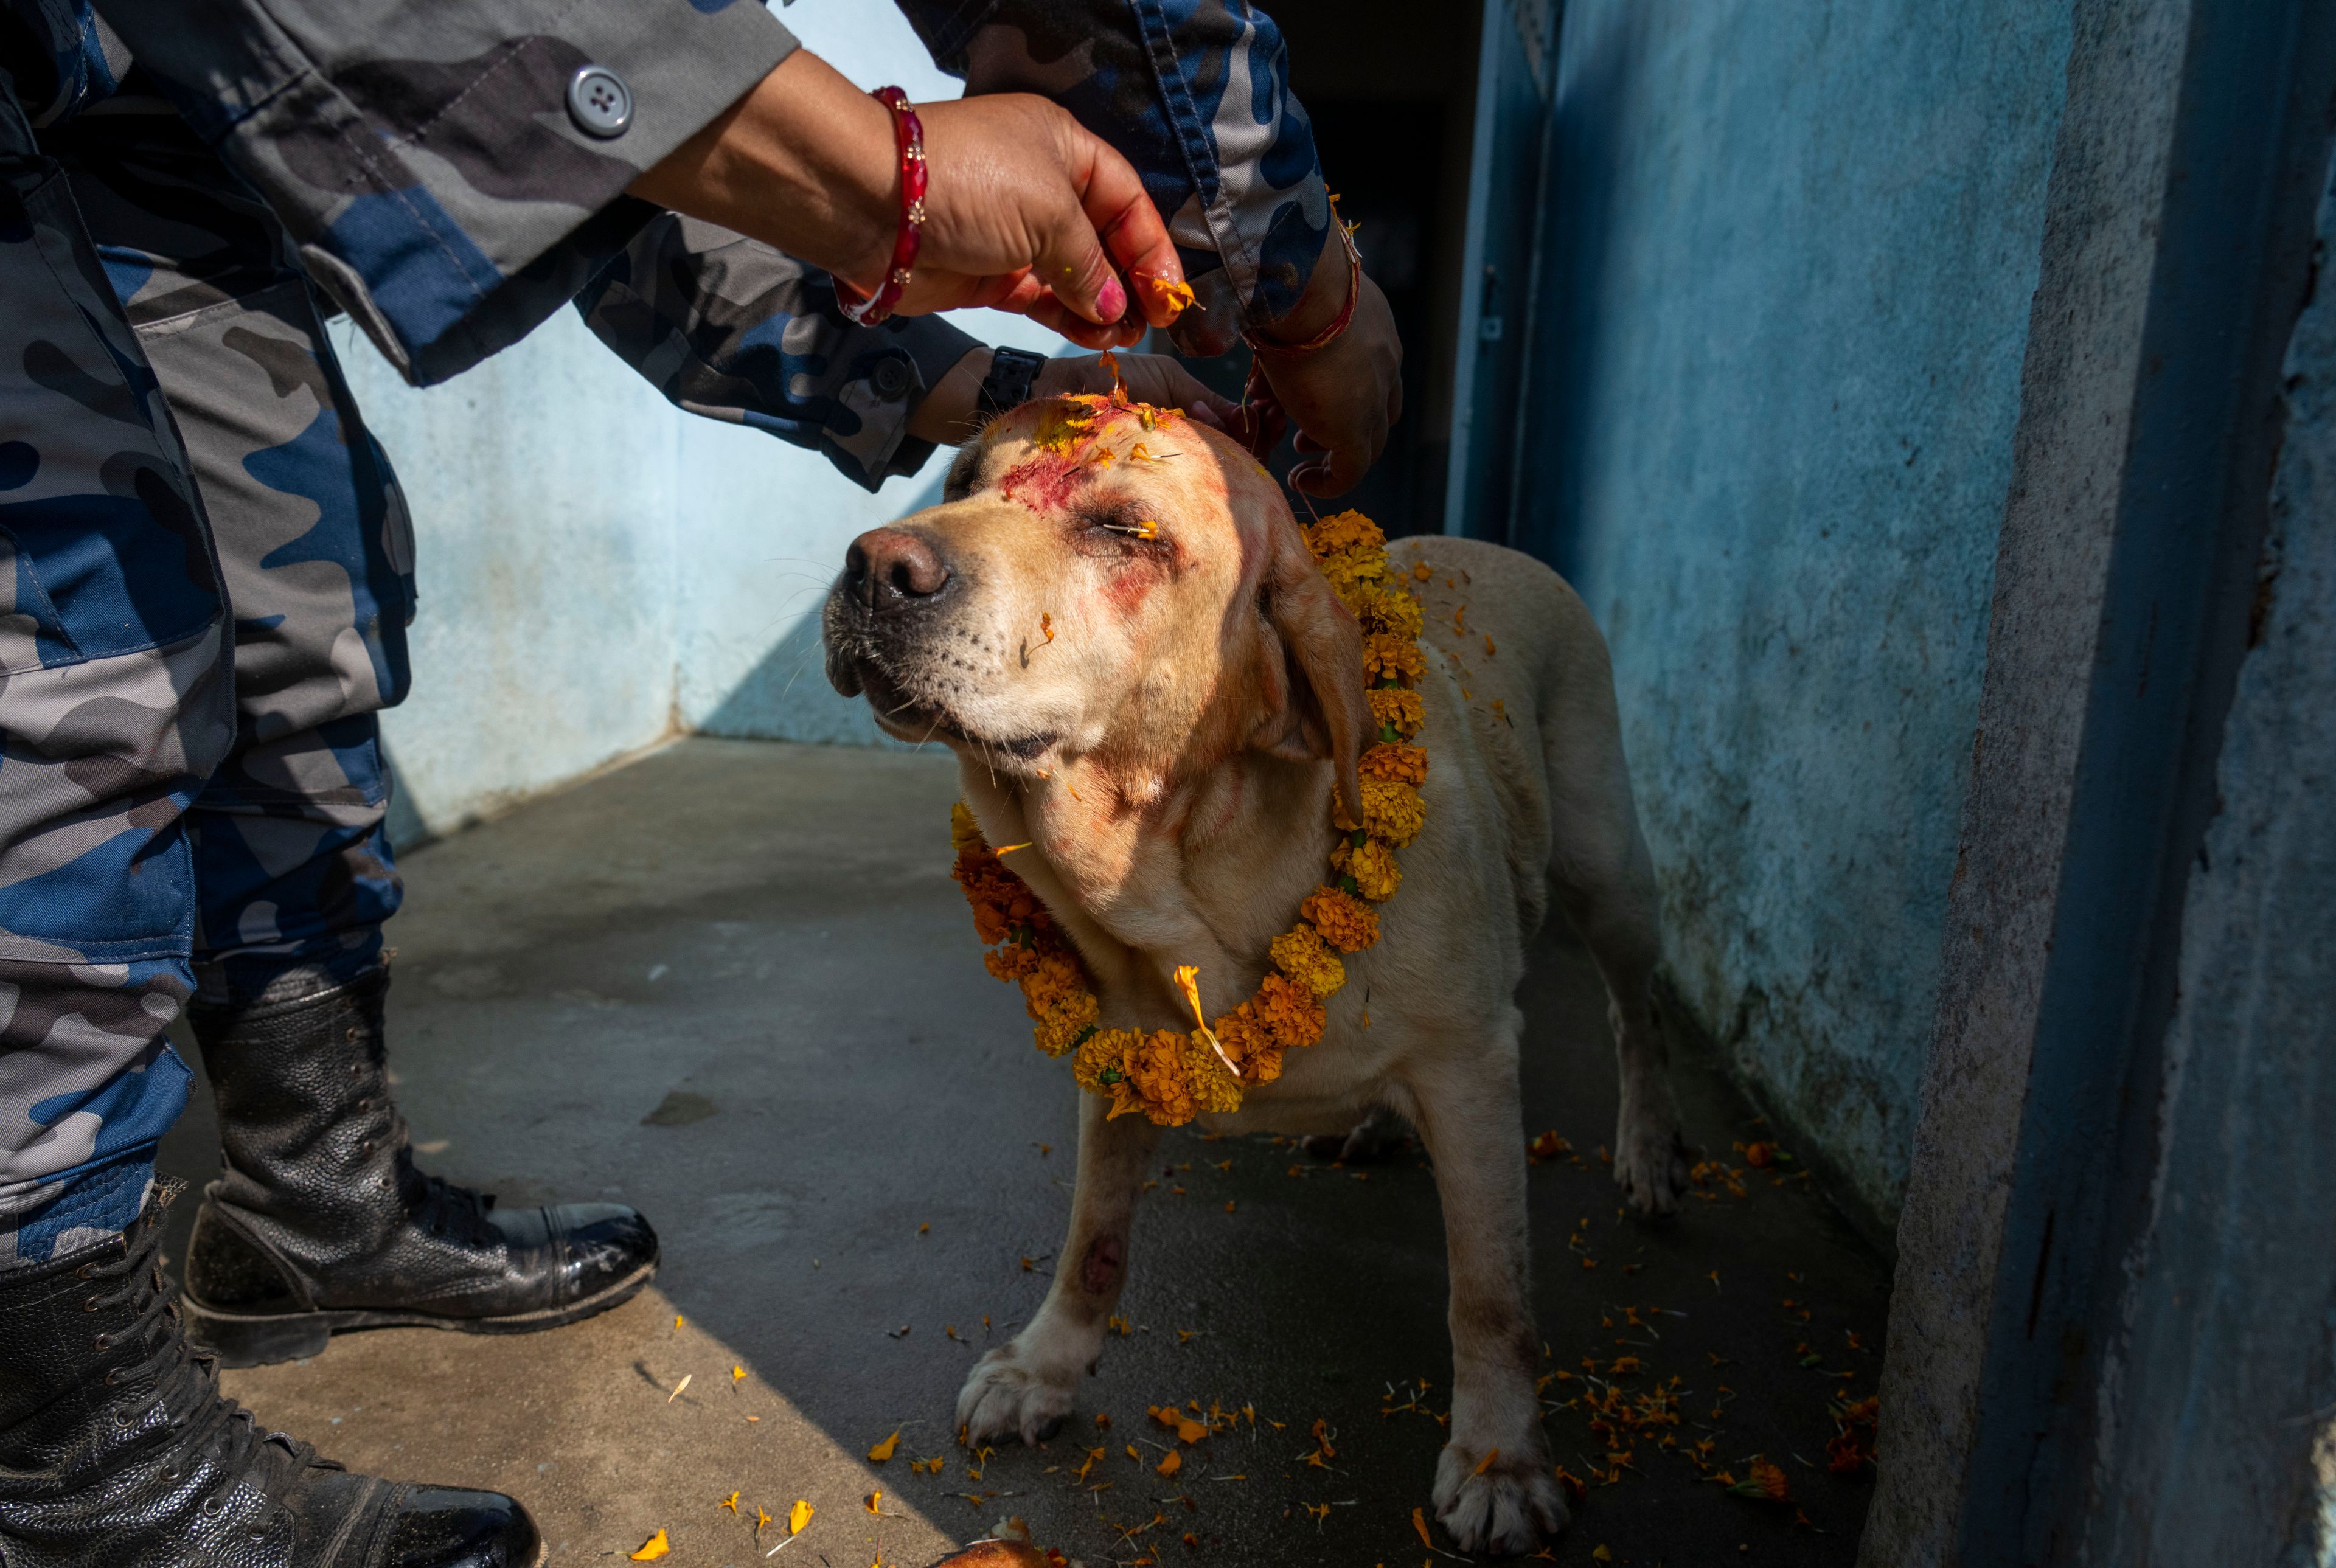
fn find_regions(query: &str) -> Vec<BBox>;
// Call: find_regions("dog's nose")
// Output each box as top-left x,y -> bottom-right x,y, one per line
844,527 -> 951,610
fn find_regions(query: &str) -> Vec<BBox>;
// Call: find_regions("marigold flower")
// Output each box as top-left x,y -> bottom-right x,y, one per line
1020,951 -> 1086,1019
1301,885 -> 1381,951
1127,1029 -> 1199,1126
1074,1027 -> 1138,1095
1362,633 -> 1425,687
1029,996 -> 1099,1058
984,945 -> 1042,982
1307,510 -> 1386,562
1368,687 -> 1425,740
953,853 -> 1053,945
1252,973 -> 1326,1049
1180,1032 -> 1243,1116
1348,584 -> 1425,639
950,801 -> 986,855
1333,837 -> 1403,901
1315,548 -> 1387,595
1212,1008 -> 1283,1084
1360,779 -> 1426,847
1359,743 -> 1428,785
959,892 -> 1013,947
1269,927 -> 1346,1000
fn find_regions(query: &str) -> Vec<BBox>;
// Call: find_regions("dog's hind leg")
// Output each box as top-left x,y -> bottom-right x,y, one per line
1402,1025 -> 1570,1555
1538,667 -> 1689,1216
958,1092 -> 1160,1446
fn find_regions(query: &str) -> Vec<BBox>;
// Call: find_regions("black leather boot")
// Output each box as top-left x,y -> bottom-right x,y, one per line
0,1183 -> 543,1567
181,965 -> 657,1367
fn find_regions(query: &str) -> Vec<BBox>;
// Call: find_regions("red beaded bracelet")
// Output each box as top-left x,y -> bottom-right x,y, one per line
835,86 -> 926,327
1228,199 -> 1361,461
1244,196 -> 1361,357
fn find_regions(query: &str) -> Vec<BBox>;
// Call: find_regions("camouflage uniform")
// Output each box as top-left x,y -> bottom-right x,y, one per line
0,0 -> 1328,1267
900,0 -> 1329,334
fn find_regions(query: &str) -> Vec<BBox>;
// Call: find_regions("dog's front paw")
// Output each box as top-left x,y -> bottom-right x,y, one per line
957,1345 -> 1076,1447
1613,1098 -> 1691,1218
1432,1442 -> 1568,1556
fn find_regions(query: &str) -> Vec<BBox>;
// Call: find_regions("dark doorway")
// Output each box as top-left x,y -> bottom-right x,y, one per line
1175,0 -> 1483,539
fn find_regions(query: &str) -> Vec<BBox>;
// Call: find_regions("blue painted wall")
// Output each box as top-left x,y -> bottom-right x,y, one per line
1512,3 -> 2076,1220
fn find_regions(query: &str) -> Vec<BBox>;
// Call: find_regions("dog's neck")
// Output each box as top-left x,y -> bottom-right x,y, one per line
961,746 -> 1336,1024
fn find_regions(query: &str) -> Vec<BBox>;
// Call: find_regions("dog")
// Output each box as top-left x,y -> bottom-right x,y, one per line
822,395 -> 1688,1555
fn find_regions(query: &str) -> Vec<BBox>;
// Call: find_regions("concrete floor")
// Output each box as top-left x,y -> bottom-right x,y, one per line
158,738 -> 1891,1568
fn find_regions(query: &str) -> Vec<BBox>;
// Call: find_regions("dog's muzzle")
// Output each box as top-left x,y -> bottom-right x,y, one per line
822,525 -> 955,700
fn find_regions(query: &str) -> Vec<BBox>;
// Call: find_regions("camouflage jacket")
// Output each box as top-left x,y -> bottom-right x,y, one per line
902,0 -> 1329,349
12,0 -> 1326,378
573,213 -> 985,490
4,0 -> 1325,487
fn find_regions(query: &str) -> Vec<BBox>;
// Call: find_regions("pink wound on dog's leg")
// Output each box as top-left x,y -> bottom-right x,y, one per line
1080,1235 -> 1122,1294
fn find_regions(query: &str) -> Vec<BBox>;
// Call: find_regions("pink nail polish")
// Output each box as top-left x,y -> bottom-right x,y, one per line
1097,277 -> 1127,321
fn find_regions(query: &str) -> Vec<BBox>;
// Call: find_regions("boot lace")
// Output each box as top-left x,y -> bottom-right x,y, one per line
403,1157 -> 502,1248
82,1235 -> 335,1507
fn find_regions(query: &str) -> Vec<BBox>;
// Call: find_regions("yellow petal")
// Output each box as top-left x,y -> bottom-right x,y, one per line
867,1431 -> 899,1462
720,1490 -> 740,1513
1144,275 -> 1199,319
1412,1507 -> 1433,1549
731,1365 -> 745,1384
629,1530 -> 671,1561
788,1500 -> 813,1535
865,1490 -> 883,1515
1155,1449 -> 1182,1477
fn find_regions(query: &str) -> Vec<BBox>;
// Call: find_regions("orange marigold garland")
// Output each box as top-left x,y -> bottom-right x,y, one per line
950,508 -> 1426,1125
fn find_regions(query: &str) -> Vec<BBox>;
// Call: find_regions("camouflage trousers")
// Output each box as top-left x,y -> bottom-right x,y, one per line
0,78 -> 415,1263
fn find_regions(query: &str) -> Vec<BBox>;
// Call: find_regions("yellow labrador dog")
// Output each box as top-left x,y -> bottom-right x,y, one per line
822,396 -> 1686,1555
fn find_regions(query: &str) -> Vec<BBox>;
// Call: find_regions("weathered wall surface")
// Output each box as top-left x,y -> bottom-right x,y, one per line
2077,152 -> 2336,1565
1515,3 -> 2074,1220
341,305 -> 957,845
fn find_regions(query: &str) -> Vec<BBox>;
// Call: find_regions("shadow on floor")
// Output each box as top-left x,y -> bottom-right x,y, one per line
159,738 -> 1889,1567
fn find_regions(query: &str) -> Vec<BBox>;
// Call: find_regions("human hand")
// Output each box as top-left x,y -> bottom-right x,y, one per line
1250,248 -> 1403,496
630,53 -> 1186,347
902,96 -> 1185,348
1032,352 -> 1240,427
908,349 -> 1240,446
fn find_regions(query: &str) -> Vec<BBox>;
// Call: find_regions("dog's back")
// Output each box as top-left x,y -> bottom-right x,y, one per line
1390,535 -> 1643,946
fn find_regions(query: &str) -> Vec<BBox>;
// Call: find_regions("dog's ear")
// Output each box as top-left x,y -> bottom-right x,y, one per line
1251,517 -> 1366,824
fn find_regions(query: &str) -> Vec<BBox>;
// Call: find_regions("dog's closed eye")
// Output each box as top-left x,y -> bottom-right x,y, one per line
1073,501 -> 1173,560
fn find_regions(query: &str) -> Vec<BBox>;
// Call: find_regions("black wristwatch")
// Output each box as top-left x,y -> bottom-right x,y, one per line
976,346 -> 1048,418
